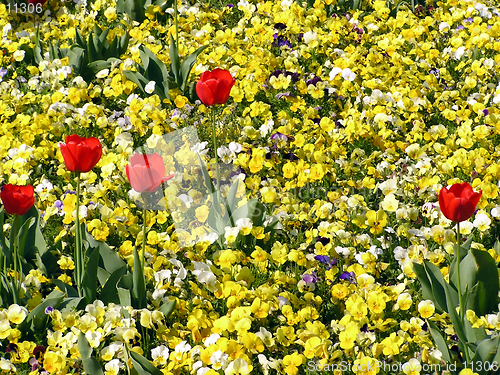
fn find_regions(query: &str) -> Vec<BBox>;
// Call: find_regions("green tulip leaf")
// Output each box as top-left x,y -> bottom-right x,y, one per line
50,279 -> 79,298
225,178 -> 243,217
84,225 -> 127,274
230,199 -> 255,224
0,208 -> 11,262
97,27 -> 110,46
15,217 -> 35,258
75,28 -> 87,49
21,206 -> 47,258
449,236 -> 473,290
106,37 -> 119,60
470,336 -> 500,375
26,290 -> 65,333
67,46 -> 85,76
458,247 -> 499,316
443,281 -> 470,360
132,247 -> 146,309
427,320 -> 453,364
159,298 -> 176,318
179,44 -> 208,92
87,60 -> 112,74
169,34 -> 181,86
117,272 -> 133,308
81,247 -> 100,305
87,34 -> 100,63
78,332 -> 105,375
141,47 -> 169,84
130,351 -> 163,375
123,70 -> 150,96
421,260 -> 455,313
100,266 -> 128,305
197,154 -> 216,193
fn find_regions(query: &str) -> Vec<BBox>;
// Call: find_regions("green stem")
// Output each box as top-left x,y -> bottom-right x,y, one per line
211,107 -> 221,204
174,0 -> 179,51
75,172 -> 83,298
12,215 -> 20,304
142,206 -> 147,285
456,222 -> 462,317
124,345 -> 132,375
211,106 -> 225,249
455,221 -> 471,365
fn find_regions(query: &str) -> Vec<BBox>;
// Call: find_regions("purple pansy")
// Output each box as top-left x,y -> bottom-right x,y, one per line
339,271 -> 357,284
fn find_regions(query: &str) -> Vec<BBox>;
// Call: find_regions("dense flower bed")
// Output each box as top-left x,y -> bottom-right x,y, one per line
1,0 -> 500,373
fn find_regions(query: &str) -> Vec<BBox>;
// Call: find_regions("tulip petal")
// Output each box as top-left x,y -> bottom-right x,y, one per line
60,144 -> 77,172
60,135 -> 102,173
127,153 -> 166,193
438,182 -> 482,222
215,77 -> 234,104
211,68 -> 234,82
196,81 -> 215,106
0,184 -> 35,215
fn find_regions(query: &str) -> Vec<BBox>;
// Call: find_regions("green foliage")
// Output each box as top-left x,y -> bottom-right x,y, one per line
116,0 -> 175,23
197,154 -> 280,252
123,40 -> 208,103
130,351 -> 163,375
0,206 -> 58,306
21,24 -> 129,83
78,332 -> 105,375
413,239 -> 500,374
72,25 -> 130,81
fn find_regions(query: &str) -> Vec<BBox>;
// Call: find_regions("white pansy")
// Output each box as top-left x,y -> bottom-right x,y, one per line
281,0 -> 293,9
438,22 -> 450,32
204,333 -> 220,346
259,118 -> 274,136
217,145 -> 233,163
473,213 -> 491,231
13,50 -> 25,62
191,141 -> 209,157
2,23 -> 12,38
491,206 -> 500,218
96,69 -> 109,78
342,68 -> 356,81
192,261 -> 217,292
145,81 -> 156,94
151,345 -> 169,364
452,46 -> 466,59
229,142 -> 242,153
303,30 -> 318,45
329,67 -> 342,80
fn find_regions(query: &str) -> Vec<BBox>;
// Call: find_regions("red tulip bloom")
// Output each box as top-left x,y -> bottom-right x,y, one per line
1,184 -> 35,216
28,0 -> 48,5
438,182 -> 482,222
60,135 -> 103,173
196,68 -> 235,106
126,153 -> 174,193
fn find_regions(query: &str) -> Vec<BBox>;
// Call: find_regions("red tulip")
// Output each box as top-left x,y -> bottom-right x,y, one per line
438,182 -> 482,222
1,184 -> 35,216
196,68 -> 235,106
60,135 -> 103,173
126,153 -> 174,193
28,0 -> 48,5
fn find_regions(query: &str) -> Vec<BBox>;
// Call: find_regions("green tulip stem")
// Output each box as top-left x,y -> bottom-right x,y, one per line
12,215 -> 20,304
75,172 -> 83,298
211,106 -> 222,215
174,0 -> 179,51
456,222 -> 463,319
142,206 -> 147,279
455,221 -> 471,365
